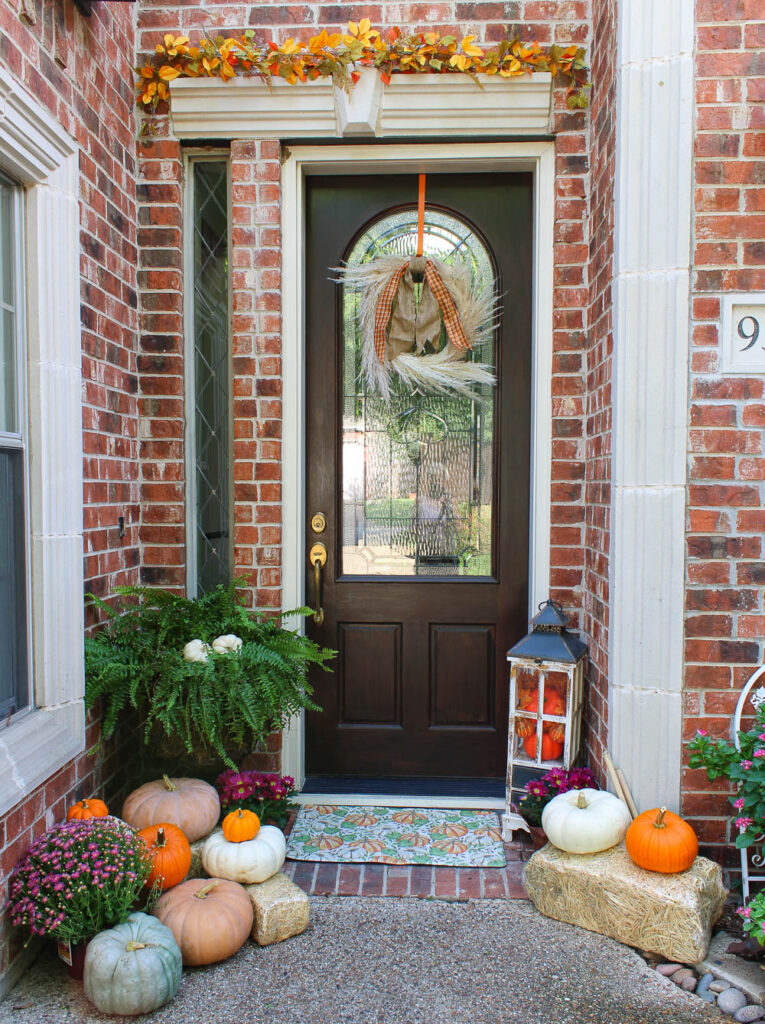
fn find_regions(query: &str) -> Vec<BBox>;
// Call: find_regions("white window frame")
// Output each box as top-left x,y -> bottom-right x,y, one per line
0,170 -> 32,720
0,68 -> 84,817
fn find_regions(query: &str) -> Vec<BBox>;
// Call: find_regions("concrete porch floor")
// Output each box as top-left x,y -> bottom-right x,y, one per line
0,897 -> 720,1024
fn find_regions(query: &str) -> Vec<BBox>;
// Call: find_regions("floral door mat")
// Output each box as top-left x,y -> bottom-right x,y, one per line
286,806 -> 506,867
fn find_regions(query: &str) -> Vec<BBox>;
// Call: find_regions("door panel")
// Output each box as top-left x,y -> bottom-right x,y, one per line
305,172 -> 533,780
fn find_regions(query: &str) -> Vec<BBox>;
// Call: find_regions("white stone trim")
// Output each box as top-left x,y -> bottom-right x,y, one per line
607,0 -> 693,814
0,68 -> 84,818
280,141 -> 555,787
169,70 -> 553,140
294,792 -> 505,810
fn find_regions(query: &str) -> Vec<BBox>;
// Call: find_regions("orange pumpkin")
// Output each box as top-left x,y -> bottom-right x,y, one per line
67,798 -> 109,821
516,689 -> 565,741
523,731 -> 564,761
221,809 -> 260,843
140,823 -> 192,890
625,807 -> 698,874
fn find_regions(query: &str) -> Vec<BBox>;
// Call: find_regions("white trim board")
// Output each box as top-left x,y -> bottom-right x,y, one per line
280,141 -> 556,789
607,0 -> 693,815
170,70 -> 553,140
0,68 -> 84,820
294,793 -> 506,811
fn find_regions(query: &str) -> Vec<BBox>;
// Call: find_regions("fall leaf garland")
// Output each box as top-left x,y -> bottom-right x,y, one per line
137,21 -> 590,113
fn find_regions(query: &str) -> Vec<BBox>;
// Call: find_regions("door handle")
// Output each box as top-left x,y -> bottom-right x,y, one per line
309,542 -> 327,625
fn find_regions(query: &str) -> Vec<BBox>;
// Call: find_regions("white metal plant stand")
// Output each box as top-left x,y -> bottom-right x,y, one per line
733,665 -> 765,903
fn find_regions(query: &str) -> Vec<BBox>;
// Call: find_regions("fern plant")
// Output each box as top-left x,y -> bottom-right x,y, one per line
85,583 -> 334,768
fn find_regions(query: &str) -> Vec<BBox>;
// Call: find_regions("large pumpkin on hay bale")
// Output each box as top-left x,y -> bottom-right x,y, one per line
542,788 -> 632,854
625,807 -> 698,874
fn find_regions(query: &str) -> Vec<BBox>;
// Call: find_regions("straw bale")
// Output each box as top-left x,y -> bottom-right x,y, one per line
186,828 -> 221,880
524,842 -> 726,964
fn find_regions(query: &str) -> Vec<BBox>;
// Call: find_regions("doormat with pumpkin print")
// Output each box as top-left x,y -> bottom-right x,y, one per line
285,806 -> 506,867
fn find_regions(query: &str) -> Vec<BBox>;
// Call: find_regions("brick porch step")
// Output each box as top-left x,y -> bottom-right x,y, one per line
284,843 -> 528,900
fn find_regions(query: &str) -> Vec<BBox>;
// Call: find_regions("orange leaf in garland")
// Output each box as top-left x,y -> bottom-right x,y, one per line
140,823 -> 192,891
67,798 -> 109,821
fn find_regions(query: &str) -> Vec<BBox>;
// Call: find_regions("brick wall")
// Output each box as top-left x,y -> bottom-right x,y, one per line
682,0 -> 765,863
579,0 -> 615,783
135,1 -> 591,611
0,0 -> 139,984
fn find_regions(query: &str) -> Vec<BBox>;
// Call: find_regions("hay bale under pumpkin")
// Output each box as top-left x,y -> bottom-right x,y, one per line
523,842 -> 726,964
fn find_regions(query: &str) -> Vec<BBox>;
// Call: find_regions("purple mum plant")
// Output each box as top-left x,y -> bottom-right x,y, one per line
6,816 -> 152,945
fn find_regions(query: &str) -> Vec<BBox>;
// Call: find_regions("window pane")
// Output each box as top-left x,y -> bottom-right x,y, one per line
192,161 -> 231,594
0,450 -> 27,716
0,178 -> 17,433
341,209 -> 496,578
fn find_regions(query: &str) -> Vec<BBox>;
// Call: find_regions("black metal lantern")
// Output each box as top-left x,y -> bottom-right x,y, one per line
502,600 -> 587,839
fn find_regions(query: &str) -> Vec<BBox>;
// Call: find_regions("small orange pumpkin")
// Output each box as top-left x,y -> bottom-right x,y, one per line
140,823 -> 192,890
625,807 -> 698,874
221,808 -> 260,843
67,798 -> 109,821
523,731 -> 564,761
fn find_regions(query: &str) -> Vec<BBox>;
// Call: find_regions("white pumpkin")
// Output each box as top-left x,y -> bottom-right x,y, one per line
83,912 -> 181,1016
541,788 -> 632,855
212,633 -> 243,654
201,824 -> 286,884
183,639 -> 210,663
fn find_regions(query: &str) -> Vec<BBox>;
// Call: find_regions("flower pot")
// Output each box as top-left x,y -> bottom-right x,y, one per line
57,938 -> 90,980
528,826 -> 548,850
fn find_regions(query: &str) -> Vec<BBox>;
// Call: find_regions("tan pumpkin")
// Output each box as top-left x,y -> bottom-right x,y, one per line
122,776 -> 220,843
152,878 -> 253,966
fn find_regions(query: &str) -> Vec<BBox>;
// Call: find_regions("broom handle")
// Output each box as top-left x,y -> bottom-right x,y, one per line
416,174 -> 426,257
604,751 -> 628,808
617,768 -> 639,819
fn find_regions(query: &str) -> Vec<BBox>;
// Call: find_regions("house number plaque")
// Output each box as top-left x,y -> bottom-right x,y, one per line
721,294 -> 765,374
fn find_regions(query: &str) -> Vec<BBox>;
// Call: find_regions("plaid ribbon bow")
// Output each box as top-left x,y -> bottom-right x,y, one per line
373,260 -> 472,364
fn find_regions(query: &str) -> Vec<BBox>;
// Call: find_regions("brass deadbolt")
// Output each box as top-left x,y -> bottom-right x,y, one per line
311,512 -> 327,534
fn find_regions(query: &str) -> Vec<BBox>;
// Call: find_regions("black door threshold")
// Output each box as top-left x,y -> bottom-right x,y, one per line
302,775 -> 505,800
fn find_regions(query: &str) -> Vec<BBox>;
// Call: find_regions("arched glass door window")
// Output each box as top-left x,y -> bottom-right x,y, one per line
340,207 -> 498,578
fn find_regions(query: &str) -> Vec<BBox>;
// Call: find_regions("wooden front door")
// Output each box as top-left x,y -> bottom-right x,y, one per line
305,172 -> 533,781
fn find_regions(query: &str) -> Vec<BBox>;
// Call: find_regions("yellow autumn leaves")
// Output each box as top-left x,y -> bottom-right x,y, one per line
136,22 -> 589,112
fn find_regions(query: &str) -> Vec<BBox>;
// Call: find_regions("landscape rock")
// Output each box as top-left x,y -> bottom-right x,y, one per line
697,975 -> 715,997
524,843 -> 727,964
682,977 -> 698,992
245,872 -> 310,946
657,963 -> 684,976
711,981 -> 732,994
717,989 -> 748,1016
734,1007 -> 765,1023
672,969 -> 696,985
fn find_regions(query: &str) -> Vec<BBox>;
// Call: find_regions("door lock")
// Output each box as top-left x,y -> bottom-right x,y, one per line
309,542 -> 327,625
311,512 -> 327,534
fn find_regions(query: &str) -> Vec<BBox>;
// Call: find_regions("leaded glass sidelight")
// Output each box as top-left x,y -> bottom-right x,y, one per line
0,172 -> 28,717
190,160 -> 231,595
341,209 -> 497,578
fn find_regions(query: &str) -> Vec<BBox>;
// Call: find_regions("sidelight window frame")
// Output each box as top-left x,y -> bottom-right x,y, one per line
0,170 -> 32,721
183,150 -> 234,597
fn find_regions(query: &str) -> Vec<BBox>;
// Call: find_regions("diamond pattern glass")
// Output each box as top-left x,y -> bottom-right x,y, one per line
341,209 -> 496,577
192,161 -> 231,594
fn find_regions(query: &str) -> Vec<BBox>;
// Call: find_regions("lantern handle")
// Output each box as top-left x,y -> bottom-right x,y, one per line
538,598 -> 564,614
